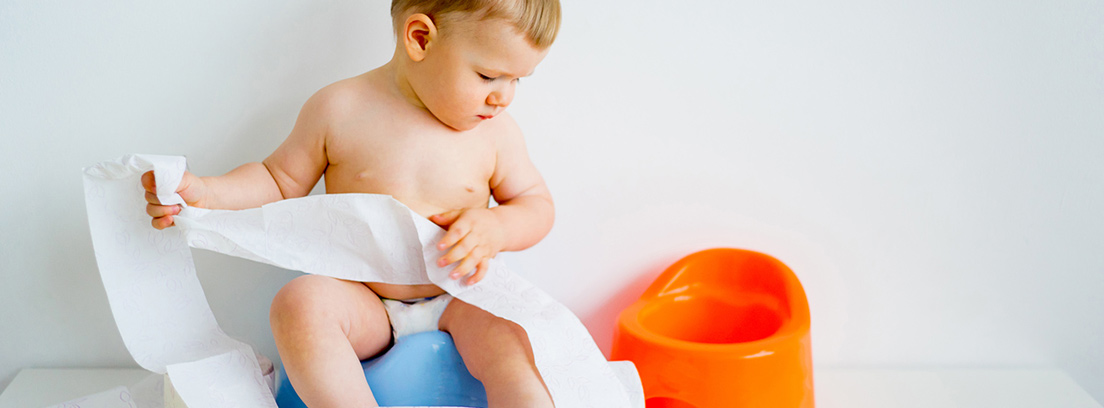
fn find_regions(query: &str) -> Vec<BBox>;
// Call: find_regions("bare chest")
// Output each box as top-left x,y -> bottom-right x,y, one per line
323,115 -> 496,217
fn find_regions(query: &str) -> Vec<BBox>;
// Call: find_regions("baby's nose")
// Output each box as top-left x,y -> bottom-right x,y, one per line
487,89 -> 513,108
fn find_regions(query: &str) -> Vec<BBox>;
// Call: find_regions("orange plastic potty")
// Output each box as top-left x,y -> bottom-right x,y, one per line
612,248 -> 814,408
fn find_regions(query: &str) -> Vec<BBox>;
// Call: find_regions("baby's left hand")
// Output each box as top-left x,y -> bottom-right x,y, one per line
430,208 -> 506,285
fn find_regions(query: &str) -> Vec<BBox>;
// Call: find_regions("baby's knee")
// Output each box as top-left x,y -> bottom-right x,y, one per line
269,275 -> 342,330
445,299 -> 528,342
488,314 -> 528,341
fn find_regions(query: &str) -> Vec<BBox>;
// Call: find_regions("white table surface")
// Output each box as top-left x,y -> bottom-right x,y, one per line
2,367 -> 1100,408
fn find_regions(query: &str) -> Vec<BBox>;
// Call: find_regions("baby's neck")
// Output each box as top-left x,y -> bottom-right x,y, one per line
378,50 -> 425,112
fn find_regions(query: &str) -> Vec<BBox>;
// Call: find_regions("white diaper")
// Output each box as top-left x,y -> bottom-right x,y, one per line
381,294 -> 453,340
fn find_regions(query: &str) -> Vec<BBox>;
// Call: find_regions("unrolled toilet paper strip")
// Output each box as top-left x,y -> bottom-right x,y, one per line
83,154 -> 633,408
46,386 -> 135,408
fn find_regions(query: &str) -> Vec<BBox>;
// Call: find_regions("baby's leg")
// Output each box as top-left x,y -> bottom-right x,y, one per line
438,298 -> 554,408
270,275 -> 391,408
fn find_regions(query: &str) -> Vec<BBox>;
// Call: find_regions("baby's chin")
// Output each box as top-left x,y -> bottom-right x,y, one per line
435,115 -> 485,132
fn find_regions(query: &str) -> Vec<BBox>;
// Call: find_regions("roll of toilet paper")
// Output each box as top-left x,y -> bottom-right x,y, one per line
82,154 -> 633,408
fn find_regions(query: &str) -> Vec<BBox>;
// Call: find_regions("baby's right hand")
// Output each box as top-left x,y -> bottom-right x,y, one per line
142,170 -> 208,230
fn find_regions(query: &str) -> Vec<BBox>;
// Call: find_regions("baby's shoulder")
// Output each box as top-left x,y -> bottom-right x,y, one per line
300,75 -> 381,122
484,112 -> 527,146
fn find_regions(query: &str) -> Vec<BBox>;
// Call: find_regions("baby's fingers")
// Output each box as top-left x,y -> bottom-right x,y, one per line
144,190 -> 164,205
465,258 -> 489,285
151,214 -> 175,230
147,203 -> 181,218
141,171 -> 156,193
437,219 -> 471,251
450,253 -> 481,280
429,209 -> 463,228
438,234 -> 474,267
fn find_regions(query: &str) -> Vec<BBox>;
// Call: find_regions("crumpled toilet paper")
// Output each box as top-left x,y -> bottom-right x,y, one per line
81,154 -> 635,408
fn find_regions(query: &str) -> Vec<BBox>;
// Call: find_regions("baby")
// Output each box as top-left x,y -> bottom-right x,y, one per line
141,1 -> 561,407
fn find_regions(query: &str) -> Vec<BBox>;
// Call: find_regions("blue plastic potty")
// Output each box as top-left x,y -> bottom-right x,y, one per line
274,330 -> 488,407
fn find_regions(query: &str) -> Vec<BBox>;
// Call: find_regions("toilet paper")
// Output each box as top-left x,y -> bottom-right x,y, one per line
81,154 -> 633,408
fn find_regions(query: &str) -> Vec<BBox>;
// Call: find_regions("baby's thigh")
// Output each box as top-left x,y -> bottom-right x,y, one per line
439,299 -> 534,372
270,275 -> 392,360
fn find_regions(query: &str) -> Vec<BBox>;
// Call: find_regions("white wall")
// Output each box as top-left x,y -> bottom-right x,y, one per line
3,0 -> 1102,402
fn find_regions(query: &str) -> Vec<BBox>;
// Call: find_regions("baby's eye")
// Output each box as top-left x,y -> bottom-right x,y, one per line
478,73 -> 495,82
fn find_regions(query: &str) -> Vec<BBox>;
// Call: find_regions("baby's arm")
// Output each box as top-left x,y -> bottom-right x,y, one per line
144,88 -> 335,229
431,114 -> 554,284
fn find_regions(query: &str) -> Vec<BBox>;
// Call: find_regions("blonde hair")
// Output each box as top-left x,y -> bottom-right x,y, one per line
391,0 -> 561,49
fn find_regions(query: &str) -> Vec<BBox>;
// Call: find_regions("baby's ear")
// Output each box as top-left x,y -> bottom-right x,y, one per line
403,13 -> 437,62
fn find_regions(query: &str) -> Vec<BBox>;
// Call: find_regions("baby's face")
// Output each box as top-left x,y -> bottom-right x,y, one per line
412,18 -> 548,131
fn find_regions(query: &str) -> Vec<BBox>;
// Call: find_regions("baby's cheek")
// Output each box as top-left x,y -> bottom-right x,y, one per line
460,87 -> 486,108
